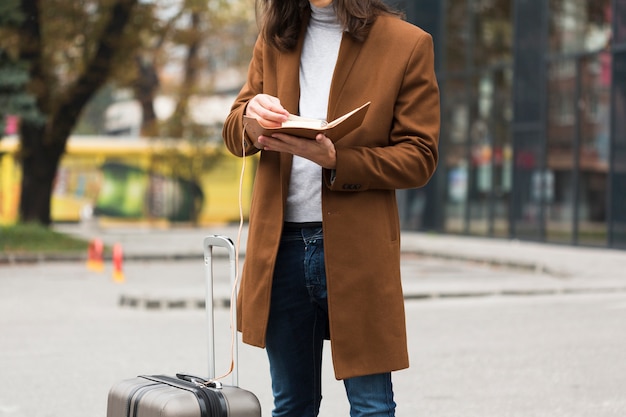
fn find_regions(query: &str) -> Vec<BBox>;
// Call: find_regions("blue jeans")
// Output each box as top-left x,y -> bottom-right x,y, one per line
265,226 -> 396,417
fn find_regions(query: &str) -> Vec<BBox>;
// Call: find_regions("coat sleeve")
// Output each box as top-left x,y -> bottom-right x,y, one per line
323,31 -> 440,191
222,36 -> 265,158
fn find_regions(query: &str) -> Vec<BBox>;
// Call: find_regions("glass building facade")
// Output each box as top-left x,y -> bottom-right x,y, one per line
395,0 -> 626,249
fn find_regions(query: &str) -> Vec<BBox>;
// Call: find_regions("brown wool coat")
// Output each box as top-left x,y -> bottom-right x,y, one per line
222,14 -> 440,380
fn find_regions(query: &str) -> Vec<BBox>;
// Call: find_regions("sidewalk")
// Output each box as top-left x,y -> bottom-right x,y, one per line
35,222 -> 625,300
2,222 -> 625,303
47,222 -> 625,275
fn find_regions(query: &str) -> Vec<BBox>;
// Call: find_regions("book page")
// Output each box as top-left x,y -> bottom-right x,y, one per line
326,102 -> 371,128
282,114 -> 328,129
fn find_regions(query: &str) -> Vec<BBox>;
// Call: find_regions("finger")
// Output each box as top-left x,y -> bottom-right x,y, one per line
251,95 -> 289,123
259,134 -> 301,153
257,134 -> 284,151
263,96 -> 289,115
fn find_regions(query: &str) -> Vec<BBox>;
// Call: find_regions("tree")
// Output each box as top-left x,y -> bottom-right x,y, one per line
0,0 -> 41,136
165,5 -> 203,138
15,0 -> 140,225
5,0 -> 255,226
128,0 -> 257,139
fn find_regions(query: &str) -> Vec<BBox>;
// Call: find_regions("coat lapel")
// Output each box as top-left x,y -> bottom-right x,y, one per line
276,20 -> 308,192
328,33 -> 363,120
276,21 -> 307,115
278,38 -> 298,187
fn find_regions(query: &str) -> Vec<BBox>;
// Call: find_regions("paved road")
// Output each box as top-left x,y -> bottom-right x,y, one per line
1,258 -> 625,417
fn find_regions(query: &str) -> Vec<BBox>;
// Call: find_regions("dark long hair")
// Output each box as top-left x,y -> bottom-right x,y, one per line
256,0 -> 404,52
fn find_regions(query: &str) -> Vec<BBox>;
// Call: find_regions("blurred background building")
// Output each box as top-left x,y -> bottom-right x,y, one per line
2,0 -> 624,250
396,0 -> 626,249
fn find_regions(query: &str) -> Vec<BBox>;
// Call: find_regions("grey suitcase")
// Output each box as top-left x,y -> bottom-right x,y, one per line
106,235 -> 261,417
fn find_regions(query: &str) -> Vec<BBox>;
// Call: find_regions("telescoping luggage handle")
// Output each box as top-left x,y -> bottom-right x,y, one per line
203,235 -> 239,387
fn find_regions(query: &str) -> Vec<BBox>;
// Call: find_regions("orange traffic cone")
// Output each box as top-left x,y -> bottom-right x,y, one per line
112,243 -> 125,283
86,239 -> 104,272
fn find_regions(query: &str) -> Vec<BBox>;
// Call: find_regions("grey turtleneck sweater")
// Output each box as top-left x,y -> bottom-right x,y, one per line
284,2 -> 343,223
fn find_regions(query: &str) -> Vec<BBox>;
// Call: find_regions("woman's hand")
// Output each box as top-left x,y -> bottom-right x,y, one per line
245,94 -> 336,168
258,132 -> 337,169
246,94 -> 290,128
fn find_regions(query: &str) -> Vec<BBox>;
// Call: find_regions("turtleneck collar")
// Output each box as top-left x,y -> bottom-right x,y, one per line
310,2 -> 342,30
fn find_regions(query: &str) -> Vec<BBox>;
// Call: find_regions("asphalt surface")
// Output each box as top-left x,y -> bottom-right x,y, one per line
1,223 -> 626,417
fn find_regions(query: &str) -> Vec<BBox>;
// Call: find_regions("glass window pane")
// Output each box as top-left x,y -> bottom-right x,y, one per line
468,74 -> 490,235
549,0 -> 612,53
614,0 -> 626,44
445,1 -> 469,72
443,78 -> 469,234
577,52 -> 610,246
546,57 -> 577,244
473,0 -> 513,66
466,68 -> 512,237
610,52 -> 626,247
511,130 -> 545,241
491,68 -> 514,238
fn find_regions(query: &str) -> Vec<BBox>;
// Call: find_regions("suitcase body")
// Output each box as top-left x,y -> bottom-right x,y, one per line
107,375 -> 260,417
106,236 -> 261,417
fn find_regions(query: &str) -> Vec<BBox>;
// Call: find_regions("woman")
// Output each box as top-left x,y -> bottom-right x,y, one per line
222,0 -> 439,415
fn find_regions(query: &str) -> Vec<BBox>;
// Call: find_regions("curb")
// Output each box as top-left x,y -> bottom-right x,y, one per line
116,285 -> 626,311
118,294 -> 231,310
0,252 -> 87,264
400,249 -> 566,277
3,250 -> 557,276
0,252 -> 213,265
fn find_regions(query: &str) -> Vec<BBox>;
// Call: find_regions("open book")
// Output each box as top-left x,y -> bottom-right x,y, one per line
243,102 -> 371,141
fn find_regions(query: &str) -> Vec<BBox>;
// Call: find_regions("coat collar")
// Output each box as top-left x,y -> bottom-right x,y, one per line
276,19 -> 364,120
